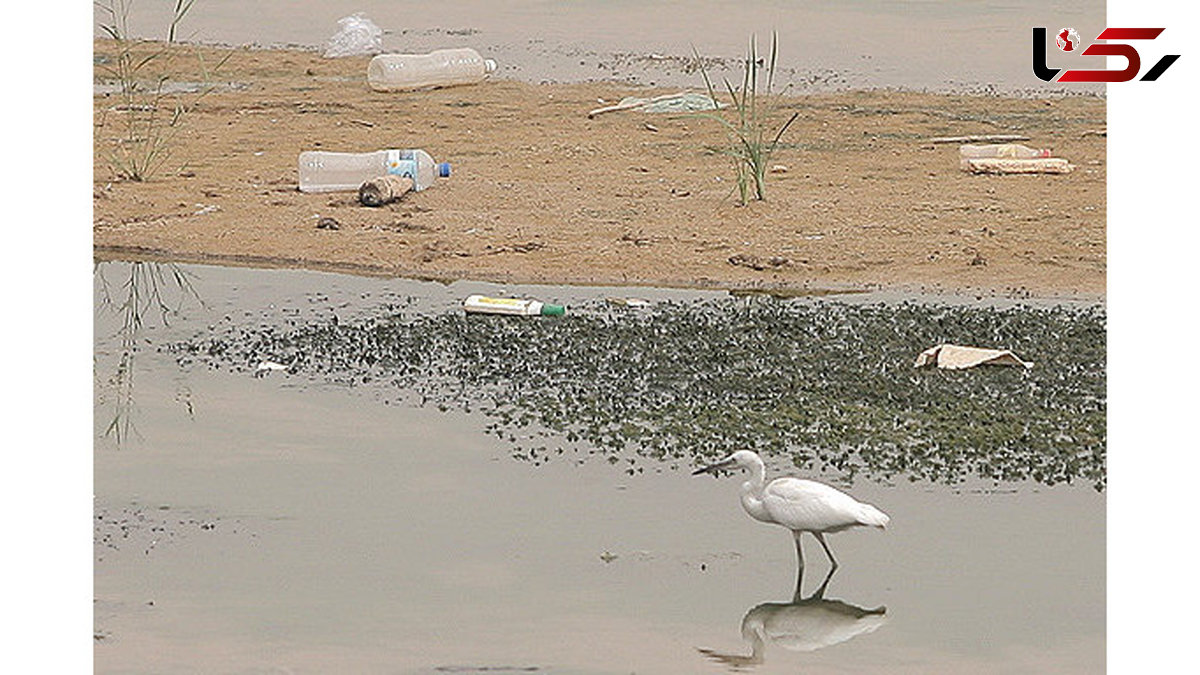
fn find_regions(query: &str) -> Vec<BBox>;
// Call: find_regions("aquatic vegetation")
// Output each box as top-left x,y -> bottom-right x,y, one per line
175,297 -> 1106,490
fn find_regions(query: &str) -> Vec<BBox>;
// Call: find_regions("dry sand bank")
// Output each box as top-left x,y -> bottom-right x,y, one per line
93,41 -> 1106,299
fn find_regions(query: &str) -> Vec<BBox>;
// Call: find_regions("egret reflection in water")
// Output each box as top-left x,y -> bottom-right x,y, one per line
698,567 -> 887,669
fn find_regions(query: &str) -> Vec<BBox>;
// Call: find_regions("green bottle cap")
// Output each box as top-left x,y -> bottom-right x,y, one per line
540,303 -> 565,316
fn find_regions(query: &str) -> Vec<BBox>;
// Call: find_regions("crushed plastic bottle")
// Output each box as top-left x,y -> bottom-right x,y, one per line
367,49 -> 497,91
298,149 -> 450,193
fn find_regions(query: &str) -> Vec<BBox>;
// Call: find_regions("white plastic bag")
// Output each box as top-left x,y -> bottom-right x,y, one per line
324,13 -> 382,58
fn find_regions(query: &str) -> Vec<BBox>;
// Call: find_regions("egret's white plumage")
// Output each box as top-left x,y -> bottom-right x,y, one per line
694,450 -> 889,570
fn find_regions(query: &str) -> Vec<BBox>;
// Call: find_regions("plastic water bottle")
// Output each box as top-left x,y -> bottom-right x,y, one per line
463,295 -> 565,317
298,149 -> 450,193
367,48 -> 498,91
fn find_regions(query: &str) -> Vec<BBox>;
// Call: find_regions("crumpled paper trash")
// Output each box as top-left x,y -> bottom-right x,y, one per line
324,13 -> 383,58
914,344 -> 1033,370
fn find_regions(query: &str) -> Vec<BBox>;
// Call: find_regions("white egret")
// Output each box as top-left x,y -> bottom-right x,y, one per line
693,450 -> 889,571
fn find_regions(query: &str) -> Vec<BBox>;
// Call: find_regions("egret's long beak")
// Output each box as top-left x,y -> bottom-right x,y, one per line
692,456 -> 737,476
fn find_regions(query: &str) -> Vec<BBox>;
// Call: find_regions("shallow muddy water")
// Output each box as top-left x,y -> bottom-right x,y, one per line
94,262 -> 1104,673
96,0 -> 1105,94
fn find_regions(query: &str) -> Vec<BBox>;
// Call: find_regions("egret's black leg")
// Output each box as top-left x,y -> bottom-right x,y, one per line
811,564 -> 836,600
814,532 -> 838,571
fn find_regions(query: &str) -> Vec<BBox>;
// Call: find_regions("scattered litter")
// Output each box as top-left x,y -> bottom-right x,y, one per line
367,49 -> 496,91
316,216 -> 340,230
481,241 -> 544,255
254,360 -> 291,377
605,297 -> 652,308
960,143 -> 1050,163
324,13 -> 382,58
913,344 -> 1033,370
463,295 -> 565,317
587,92 -> 724,118
928,134 -> 1031,144
769,164 -> 789,174
957,143 -> 1070,174
962,158 -> 1073,175
599,551 -> 619,563
359,174 -> 413,207
300,149 -> 449,194
728,253 -> 790,271
644,122 -> 659,132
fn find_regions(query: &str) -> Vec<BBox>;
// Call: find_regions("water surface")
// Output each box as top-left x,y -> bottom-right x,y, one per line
95,0 -> 1106,94
94,262 -> 1104,673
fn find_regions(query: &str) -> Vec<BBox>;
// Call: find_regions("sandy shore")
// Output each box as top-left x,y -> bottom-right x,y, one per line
93,40 -> 1106,299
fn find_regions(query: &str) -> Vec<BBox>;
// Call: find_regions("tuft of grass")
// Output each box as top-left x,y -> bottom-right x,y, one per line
94,0 -> 227,181
694,33 -> 799,205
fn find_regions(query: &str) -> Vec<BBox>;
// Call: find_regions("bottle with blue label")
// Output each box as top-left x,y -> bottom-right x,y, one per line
298,149 -> 450,193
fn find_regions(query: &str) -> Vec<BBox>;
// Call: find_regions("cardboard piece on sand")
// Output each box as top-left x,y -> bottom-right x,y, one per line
962,158 -> 1074,174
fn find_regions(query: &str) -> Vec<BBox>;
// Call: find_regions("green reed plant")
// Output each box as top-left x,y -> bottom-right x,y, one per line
95,0 -> 226,181
694,33 -> 799,204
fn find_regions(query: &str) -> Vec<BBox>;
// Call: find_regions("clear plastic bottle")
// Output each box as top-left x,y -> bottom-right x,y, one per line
298,149 -> 450,193
367,48 -> 498,91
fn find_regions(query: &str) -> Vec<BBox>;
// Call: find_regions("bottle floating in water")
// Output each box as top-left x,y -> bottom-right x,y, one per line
298,149 -> 450,193
463,295 -> 565,317
367,48 -> 498,91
